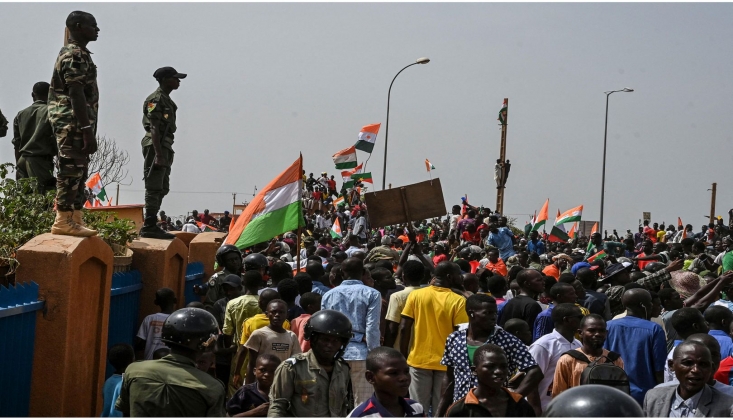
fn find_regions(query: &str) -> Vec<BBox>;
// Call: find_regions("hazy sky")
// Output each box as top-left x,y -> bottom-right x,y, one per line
2,2 -> 732,233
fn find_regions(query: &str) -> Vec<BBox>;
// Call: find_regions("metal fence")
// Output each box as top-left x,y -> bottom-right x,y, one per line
184,262 -> 205,305
105,270 -> 142,379
0,281 -> 44,417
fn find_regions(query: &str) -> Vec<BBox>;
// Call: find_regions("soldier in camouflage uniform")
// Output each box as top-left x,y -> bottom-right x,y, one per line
0,108 -> 8,138
48,11 -> 99,237
140,67 -> 186,240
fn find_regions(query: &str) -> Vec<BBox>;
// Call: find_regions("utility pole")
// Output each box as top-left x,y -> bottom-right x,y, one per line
496,98 -> 508,214
116,184 -> 120,206
709,182 -> 717,225
232,193 -> 237,215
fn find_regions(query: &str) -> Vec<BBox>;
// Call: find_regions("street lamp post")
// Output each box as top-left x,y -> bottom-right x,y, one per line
599,87 -> 633,235
381,57 -> 430,190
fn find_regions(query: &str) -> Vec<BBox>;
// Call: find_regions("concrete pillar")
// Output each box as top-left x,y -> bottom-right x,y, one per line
16,234 -> 114,417
189,232 -> 227,282
129,238 -> 188,321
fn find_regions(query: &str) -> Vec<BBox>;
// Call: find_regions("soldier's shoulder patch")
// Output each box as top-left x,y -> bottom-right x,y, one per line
147,102 -> 157,113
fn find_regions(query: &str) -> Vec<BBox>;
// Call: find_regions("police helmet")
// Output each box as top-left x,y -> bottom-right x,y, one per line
215,245 -> 242,266
161,308 -> 218,350
243,252 -> 269,271
543,385 -> 643,417
304,310 -> 353,341
644,262 -> 667,273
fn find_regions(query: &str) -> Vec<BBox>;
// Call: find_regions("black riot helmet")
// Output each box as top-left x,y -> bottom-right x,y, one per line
304,310 -> 353,341
215,244 -> 242,266
243,252 -> 269,272
161,308 -> 218,351
644,262 -> 667,274
543,385 -> 643,417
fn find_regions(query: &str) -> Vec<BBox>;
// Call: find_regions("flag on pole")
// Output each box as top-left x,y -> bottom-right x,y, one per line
568,223 -> 577,239
351,172 -> 373,184
341,163 -> 363,178
332,146 -> 358,169
590,222 -> 598,236
498,99 -> 508,125
225,156 -> 306,250
531,199 -> 549,232
85,172 -> 107,202
678,217 -> 687,239
355,123 -> 381,153
549,209 -> 569,242
425,159 -> 436,172
555,205 -> 583,225
330,218 -> 342,239
332,196 -> 345,209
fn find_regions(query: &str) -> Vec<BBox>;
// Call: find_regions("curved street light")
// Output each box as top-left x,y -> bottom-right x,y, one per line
381,57 -> 430,190
599,87 -> 634,234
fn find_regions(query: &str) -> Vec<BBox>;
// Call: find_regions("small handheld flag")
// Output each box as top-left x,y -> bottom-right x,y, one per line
425,159 -> 436,172
85,172 -> 107,202
330,218 -> 342,238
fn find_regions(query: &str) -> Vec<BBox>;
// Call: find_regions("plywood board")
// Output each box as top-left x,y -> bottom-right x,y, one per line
363,179 -> 446,228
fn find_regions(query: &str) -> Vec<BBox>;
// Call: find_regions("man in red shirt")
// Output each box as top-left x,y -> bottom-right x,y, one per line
327,175 -> 337,198
643,220 -> 657,243
199,209 -> 216,225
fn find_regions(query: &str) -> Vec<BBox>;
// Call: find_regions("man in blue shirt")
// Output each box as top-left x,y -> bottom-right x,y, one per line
322,257 -> 382,407
487,224 -> 516,260
605,288 -> 667,405
527,230 -> 546,256
705,306 -> 733,358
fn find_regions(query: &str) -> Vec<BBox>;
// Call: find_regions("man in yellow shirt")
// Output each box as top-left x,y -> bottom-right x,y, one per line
399,261 -> 469,414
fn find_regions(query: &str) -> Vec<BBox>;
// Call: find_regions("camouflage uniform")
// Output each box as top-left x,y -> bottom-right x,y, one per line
142,87 -> 176,213
48,40 -> 99,211
0,108 -> 8,137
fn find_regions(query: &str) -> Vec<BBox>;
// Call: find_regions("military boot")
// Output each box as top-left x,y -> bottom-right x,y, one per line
72,209 -> 85,227
51,210 -> 98,237
139,215 -> 175,240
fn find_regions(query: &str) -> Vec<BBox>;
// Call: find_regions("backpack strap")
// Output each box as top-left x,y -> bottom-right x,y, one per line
563,350 -> 591,364
605,351 -> 620,363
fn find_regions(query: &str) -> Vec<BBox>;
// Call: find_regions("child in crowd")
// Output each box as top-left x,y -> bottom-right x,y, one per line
195,351 -> 217,377
101,343 -> 134,417
227,354 -> 281,417
291,292 -> 322,352
445,344 -> 535,417
232,289 -> 290,387
244,299 -> 301,384
135,288 -> 176,360
348,347 -> 424,417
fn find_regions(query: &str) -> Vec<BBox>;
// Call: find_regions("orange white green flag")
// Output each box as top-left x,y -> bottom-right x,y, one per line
555,205 -> 583,225
225,156 -> 305,250
333,146 -> 358,169
355,123 -> 381,153
330,217 -> 343,239
531,199 -> 549,232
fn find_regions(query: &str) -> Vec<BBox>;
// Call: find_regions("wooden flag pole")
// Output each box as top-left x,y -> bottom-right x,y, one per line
496,98 -> 508,214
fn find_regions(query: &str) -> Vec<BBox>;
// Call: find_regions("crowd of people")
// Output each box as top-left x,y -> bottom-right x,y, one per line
100,190 -> 733,417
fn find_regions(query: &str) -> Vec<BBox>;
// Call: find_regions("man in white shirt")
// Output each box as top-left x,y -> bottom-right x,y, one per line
352,210 -> 368,243
528,303 -> 582,411
181,216 -> 201,233
345,235 -> 364,258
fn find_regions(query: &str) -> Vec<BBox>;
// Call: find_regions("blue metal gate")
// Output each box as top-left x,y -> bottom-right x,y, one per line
184,262 -> 205,305
106,270 -> 142,378
0,281 -> 44,417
